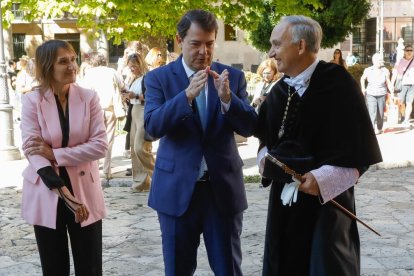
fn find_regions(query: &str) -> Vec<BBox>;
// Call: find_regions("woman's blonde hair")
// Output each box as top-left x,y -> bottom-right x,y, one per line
145,47 -> 165,69
35,40 -> 76,90
257,58 -> 281,81
127,53 -> 148,77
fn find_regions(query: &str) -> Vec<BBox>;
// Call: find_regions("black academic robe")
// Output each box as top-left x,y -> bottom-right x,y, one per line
255,61 -> 382,276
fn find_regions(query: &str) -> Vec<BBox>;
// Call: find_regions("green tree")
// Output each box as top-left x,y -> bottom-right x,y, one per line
248,0 -> 371,52
1,0 -> 263,45
1,0 -> 370,50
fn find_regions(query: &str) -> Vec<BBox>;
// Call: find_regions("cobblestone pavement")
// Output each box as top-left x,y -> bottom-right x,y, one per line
2,123 -> 414,275
1,166 -> 414,275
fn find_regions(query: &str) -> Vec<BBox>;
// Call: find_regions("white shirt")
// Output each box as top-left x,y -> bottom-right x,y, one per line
283,58 -> 319,96
129,76 -> 144,105
83,66 -> 122,110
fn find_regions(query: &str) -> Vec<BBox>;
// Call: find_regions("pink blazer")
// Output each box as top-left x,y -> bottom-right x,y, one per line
20,84 -> 108,229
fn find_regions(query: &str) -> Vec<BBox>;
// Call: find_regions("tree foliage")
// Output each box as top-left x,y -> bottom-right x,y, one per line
1,0 -> 370,50
248,0 -> 371,52
1,0 -> 262,44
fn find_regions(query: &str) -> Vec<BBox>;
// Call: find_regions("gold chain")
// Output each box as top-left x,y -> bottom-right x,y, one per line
278,86 -> 298,139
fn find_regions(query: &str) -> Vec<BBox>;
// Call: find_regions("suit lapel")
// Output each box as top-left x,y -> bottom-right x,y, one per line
68,84 -> 86,146
172,57 -> 192,95
40,90 -> 62,148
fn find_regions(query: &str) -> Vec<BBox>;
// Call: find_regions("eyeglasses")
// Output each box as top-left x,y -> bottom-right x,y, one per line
405,49 -> 413,52
262,72 -> 272,75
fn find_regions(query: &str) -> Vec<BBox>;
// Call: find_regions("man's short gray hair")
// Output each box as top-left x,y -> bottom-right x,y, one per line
281,15 -> 322,53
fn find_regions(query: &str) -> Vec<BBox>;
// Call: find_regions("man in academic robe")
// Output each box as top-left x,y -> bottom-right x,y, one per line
255,15 -> 382,276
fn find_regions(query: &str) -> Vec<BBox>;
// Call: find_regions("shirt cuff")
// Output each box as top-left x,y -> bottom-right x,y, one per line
257,146 -> 268,174
310,165 -> 359,204
220,99 -> 231,113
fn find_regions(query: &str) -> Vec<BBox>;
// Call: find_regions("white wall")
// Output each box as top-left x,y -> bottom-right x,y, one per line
214,20 -> 265,71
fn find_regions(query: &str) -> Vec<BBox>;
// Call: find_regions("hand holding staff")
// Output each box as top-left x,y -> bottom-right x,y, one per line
265,152 -> 381,236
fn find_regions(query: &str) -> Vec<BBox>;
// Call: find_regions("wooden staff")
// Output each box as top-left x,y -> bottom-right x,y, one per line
265,153 -> 381,237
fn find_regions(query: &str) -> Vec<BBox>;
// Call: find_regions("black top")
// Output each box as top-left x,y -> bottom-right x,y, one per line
37,94 -> 71,191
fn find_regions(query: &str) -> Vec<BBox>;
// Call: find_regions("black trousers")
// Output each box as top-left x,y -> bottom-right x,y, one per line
34,198 -> 102,276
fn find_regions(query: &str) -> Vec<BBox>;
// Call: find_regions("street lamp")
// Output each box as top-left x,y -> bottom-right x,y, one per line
379,0 -> 384,57
0,3 -> 20,161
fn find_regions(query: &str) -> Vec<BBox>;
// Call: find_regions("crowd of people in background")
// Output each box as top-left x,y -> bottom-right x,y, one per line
326,47 -> 413,134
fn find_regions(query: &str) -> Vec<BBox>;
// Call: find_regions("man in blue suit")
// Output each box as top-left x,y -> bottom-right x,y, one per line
144,9 -> 257,276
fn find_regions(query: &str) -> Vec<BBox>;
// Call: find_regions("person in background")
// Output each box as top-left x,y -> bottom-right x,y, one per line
145,47 -> 165,70
7,59 -> 17,90
144,9 -> 257,275
76,53 -> 92,86
391,44 -> 414,126
127,47 -> 164,176
26,58 -> 39,88
360,53 -> 394,134
118,41 -> 148,160
251,58 -> 281,112
166,51 -> 179,64
7,59 -> 18,107
118,47 -> 135,161
255,15 -> 381,275
20,39 -> 108,275
15,55 -> 34,120
83,52 -> 125,180
330,48 -> 347,68
346,52 -> 357,67
15,55 -> 35,94
125,53 -> 154,192
117,47 -> 135,83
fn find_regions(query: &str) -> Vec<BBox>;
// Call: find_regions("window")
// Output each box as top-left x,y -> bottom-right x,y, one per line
54,33 -> 81,64
224,24 -> 237,41
365,18 -> 377,43
396,17 -> 413,43
11,3 -> 24,19
12,33 -> 26,59
383,18 -> 396,41
108,39 -> 125,63
352,26 -> 363,44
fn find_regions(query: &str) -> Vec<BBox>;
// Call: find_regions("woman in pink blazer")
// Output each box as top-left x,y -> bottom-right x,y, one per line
20,40 -> 108,275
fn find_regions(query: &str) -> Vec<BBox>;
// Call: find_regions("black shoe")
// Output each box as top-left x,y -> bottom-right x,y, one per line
125,168 -> 132,176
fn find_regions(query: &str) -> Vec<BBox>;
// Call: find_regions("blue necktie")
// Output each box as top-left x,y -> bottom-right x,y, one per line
195,85 -> 207,130
195,83 -> 208,179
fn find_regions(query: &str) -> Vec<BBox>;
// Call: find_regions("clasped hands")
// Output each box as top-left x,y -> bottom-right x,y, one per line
186,66 -> 231,104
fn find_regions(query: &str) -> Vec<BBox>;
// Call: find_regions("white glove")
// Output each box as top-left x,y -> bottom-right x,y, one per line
280,177 -> 301,206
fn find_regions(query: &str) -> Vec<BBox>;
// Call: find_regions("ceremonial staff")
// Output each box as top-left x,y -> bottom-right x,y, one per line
265,153 -> 381,237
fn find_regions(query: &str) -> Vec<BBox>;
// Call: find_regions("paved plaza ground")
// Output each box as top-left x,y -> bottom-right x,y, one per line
1,122 -> 414,275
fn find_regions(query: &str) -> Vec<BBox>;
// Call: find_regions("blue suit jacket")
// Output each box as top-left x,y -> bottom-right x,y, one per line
144,57 -> 257,217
